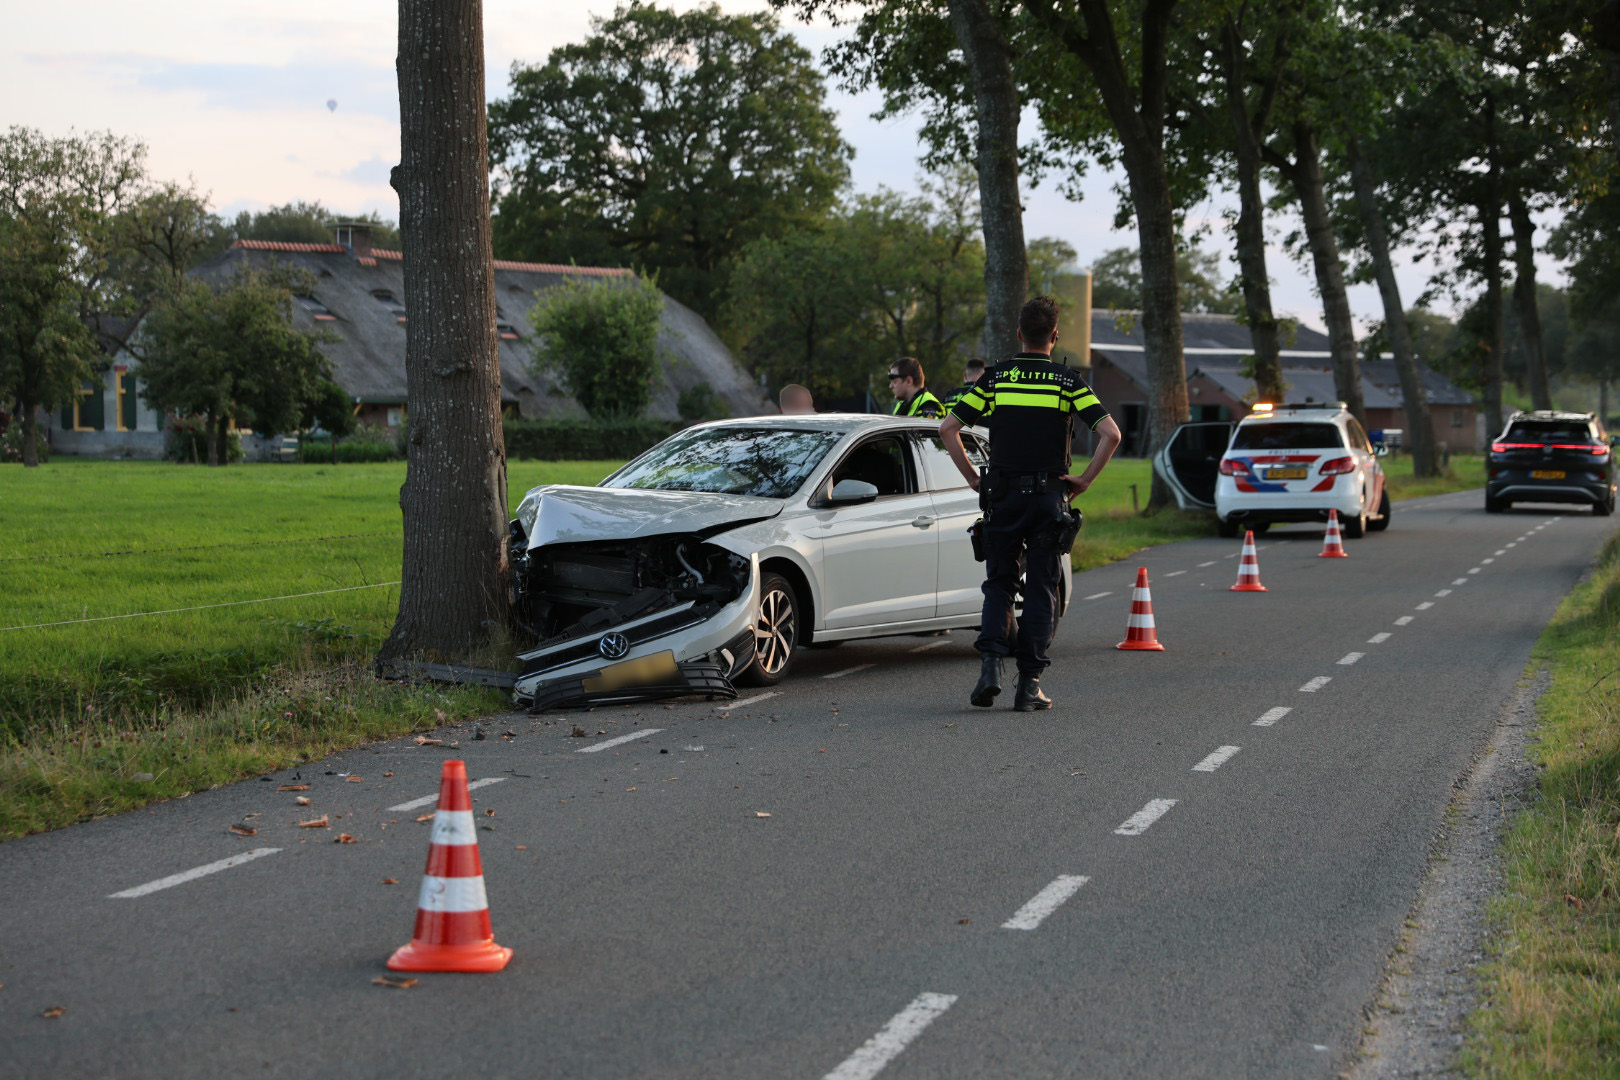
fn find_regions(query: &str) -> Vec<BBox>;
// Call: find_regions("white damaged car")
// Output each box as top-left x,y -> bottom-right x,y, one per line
508,414 -> 1072,710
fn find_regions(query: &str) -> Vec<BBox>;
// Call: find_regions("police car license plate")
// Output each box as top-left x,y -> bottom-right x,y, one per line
583,650 -> 679,693
1266,468 -> 1309,480
1531,470 -> 1565,480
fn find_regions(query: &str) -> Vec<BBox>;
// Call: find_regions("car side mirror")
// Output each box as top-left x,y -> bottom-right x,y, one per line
1375,444 -> 1389,457
825,478 -> 879,505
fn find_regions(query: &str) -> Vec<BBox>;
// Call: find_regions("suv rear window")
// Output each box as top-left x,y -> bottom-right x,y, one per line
1503,421 -> 1593,444
1231,422 -> 1345,451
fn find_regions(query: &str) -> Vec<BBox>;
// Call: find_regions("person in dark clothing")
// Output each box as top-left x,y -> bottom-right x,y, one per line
939,296 -> 1122,711
889,356 -> 945,419
943,357 -> 986,410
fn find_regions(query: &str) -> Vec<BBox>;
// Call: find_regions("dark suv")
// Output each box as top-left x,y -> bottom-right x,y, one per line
1485,411 -> 1616,515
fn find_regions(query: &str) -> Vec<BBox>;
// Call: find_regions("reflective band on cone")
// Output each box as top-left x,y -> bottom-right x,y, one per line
1319,509 -> 1349,558
1230,530 -> 1268,591
387,760 -> 512,973
1117,567 -> 1166,651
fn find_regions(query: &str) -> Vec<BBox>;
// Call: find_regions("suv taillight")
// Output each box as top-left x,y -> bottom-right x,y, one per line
1218,459 -> 1242,476
1319,456 -> 1356,475
1492,442 -> 1540,452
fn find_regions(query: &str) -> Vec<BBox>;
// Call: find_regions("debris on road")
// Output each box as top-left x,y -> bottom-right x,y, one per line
382,878 -> 399,885
295,796 -> 311,806
372,976 -> 418,989
415,813 -> 434,823
298,814 -> 330,829
228,824 -> 257,837
41,1006 -> 64,1018
345,776 -> 364,784
753,811 -> 772,818
414,735 -> 443,746
335,833 -> 358,844
278,784 -> 309,791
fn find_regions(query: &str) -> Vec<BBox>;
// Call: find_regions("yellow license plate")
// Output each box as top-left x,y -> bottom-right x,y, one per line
1266,468 -> 1309,480
583,650 -> 679,693
1531,470 -> 1565,480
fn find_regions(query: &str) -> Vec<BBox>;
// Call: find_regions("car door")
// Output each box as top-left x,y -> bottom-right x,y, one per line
1153,422 -> 1235,509
916,431 -> 989,619
806,433 -> 940,628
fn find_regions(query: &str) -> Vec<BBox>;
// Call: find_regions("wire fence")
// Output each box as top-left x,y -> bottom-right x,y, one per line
0,532 -> 398,563
0,582 -> 402,633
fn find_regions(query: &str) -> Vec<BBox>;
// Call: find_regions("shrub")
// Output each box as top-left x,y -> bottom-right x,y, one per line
528,274 -> 668,419
164,416 -> 242,463
503,418 -> 679,460
1,425 -> 49,464
299,422 -> 400,464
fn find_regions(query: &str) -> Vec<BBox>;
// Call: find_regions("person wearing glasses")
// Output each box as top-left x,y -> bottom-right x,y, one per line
939,296 -> 1122,712
888,357 -> 946,419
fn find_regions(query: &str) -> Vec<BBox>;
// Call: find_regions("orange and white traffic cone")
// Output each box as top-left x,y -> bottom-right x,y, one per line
1230,530 -> 1269,592
1117,567 -> 1166,651
1319,509 -> 1349,558
387,760 -> 512,973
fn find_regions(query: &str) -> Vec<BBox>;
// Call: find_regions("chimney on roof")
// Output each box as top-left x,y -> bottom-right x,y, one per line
331,222 -> 374,259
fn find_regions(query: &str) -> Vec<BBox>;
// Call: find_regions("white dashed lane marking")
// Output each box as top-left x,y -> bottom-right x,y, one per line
1337,653 -> 1364,665
1416,602 -> 1434,610
1164,570 -> 1186,577
1395,616 -> 1415,625
1192,746 -> 1242,772
1494,549 -> 1507,556
823,993 -> 958,1080
1083,592 -> 1112,601
824,664 -> 876,680
388,776 -> 505,810
1435,589 -> 1452,597
1468,568 -> 1482,575
1300,676 -> 1332,692
909,639 -> 952,653
1002,875 -> 1090,930
1368,632 -> 1391,644
1453,578 -> 1469,585
1198,561 -> 1217,568
720,692 -> 780,712
109,848 -> 281,899
577,731 -> 661,754
1482,558 -> 1495,564
1115,799 -> 1178,836
1253,707 -> 1291,727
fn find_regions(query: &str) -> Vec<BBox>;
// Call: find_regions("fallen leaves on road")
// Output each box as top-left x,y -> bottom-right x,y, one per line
753,811 -> 772,818
484,809 -> 496,817
515,845 -> 527,851
345,776 -> 364,784
415,813 -> 435,823
41,1006 -> 64,1019
334,833 -> 358,844
570,726 -> 587,737
383,771 -> 394,777
277,784 -> 309,791
382,878 -> 399,885
295,796 -> 311,806
298,814 -> 330,828
228,824 -> 258,837
414,735 -> 443,746
372,976 -> 418,990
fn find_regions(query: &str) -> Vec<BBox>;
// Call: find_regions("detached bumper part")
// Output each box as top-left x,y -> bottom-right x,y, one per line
525,659 -> 736,713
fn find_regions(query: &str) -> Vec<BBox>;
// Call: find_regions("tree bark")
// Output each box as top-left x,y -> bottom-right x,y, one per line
1283,122 -> 1362,423
19,397 -> 39,467
1480,102 -> 1507,437
1219,21 -> 1283,403
1592,1 -> 1620,170
1507,193 -> 1551,410
1346,135 -> 1439,476
947,0 -> 1027,365
380,0 -> 510,667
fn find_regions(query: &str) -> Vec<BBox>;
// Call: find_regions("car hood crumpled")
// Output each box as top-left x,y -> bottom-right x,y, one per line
518,485 -> 784,546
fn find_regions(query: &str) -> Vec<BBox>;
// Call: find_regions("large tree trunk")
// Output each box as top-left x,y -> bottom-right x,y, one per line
1220,23 -> 1283,403
1346,135 -> 1439,476
1592,2 -> 1620,170
1480,108 -> 1507,437
947,0 -> 1027,364
1507,193 -> 1551,410
1127,149 -> 1191,506
207,413 -> 222,466
1287,122 -> 1363,423
379,0 -> 510,668
19,395 -> 40,467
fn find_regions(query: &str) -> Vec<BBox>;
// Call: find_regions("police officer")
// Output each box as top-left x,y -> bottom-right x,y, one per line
940,296 -> 1122,711
943,357 -> 986,410
889,357 -> 946,419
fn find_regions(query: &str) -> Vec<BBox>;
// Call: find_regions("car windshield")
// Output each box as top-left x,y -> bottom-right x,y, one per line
1231,421 -> 1344,451
1504,422 -> 1592,444
604,426 -> 842,499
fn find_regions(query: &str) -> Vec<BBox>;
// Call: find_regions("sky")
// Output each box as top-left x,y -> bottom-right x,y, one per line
2,0 -> 1533,336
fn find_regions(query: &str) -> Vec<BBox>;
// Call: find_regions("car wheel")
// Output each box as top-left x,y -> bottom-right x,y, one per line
1368,491 -> 1392,532
1217,517 -> 1240,539
1342,506 -> 1367,539
1485,496 -> 1508,513
1595,493 -> 1614,517
737,571 -> 798,687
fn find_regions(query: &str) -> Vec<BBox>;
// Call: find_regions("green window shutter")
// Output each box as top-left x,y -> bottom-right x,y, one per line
82,382 -> 105,431
61,403 -> 75,428
120,373 -> 137,430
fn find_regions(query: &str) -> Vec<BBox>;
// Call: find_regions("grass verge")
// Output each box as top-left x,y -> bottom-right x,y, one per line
1463,532 -> 1620,1076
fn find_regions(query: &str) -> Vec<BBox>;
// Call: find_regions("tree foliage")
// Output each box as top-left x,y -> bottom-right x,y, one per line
1087,243 -> 1241,316
530,274 -> 668,420
230,200 -> 401,250
488,2 -> 851,318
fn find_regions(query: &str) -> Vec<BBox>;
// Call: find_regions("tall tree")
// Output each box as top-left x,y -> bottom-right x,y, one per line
488,3 -> 851,317
378,0 -> 510,670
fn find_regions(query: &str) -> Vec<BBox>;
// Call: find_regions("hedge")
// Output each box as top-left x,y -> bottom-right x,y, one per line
502,418 -> 681,461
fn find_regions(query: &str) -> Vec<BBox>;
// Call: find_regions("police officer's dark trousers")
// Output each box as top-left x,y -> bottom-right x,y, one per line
977,478 -> 1066,674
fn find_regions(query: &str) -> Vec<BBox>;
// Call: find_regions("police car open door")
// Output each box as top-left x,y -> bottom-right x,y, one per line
1152,422 -> 1234,510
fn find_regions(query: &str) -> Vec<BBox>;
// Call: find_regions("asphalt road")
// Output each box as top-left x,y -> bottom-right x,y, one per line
2,491 -> 1612,1080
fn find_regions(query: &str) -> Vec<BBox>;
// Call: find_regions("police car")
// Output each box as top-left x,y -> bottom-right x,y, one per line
1154,402 -> 1390,539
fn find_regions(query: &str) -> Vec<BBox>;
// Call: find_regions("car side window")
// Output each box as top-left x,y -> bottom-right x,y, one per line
828,436 -> 915,497
913,434 -> 985,491
1346,418 -> 1371,453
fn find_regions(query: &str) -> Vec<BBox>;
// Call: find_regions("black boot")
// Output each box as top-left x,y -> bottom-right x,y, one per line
970,655 -> 1005,707
1014,673 -> 1052,712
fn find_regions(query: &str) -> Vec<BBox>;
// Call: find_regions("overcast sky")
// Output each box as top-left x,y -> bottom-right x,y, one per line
4,0 -> 1533,335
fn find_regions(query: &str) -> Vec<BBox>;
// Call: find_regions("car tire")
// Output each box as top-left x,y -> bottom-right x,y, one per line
1368,491 -> 1392,532
1217,517 -> 1240,539
737,571 -> 799,687
1342,506 -> 1367,539
1485,496 -> 1507,513
1595,493 -> 1615,517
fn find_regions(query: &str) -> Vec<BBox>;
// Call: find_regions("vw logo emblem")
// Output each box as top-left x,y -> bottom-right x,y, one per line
598,632 -> 630,660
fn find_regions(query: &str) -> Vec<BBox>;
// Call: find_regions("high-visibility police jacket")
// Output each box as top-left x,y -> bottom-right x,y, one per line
893,388 -> 945,419
948,353 -> 1110,474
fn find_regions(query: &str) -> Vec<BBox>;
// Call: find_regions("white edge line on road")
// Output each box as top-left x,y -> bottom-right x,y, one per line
1002,875 -> 1090,930
1395,615 -> 1415,625
720,691 -> 780,712
1415,602 -> 1434,610
1300,676 -> 1332,692
909,639 -> 952,653
1368,632 -> 1391,644
824,664 -> 876,680
1338,653 -> 1364,665
1114,798 -> 1177,836
1192,745 -> 1242,772
1253,706 -> 1291,726
1082,592 -> 1112,601
1435,589 -> 1452,597
577,729 -> 662,754
1164,570 -> 1186,577
823,992 -> 959,1080
1198,561 -> 1217,567
386,776 -> 505,812
109,848 -> 281,898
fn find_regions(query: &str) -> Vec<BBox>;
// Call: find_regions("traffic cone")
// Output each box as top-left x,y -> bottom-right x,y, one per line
1117,567 -> 1166,651
387,760 -> 512,973
1230,530 -> 1269,591
1319,509 -> 1349,558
